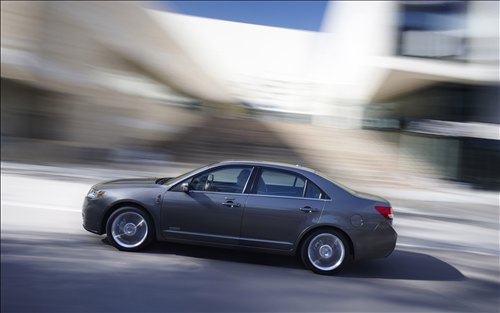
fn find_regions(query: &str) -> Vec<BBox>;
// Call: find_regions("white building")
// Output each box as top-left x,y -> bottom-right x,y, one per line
148,1 -> 499,127
148,0 -> 499,187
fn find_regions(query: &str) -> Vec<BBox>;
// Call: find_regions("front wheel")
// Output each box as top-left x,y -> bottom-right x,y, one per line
106,207 -> 154,251
300,229 -> 351,275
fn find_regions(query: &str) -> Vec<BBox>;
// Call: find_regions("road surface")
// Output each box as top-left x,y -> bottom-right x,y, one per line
1,168 -> 499,312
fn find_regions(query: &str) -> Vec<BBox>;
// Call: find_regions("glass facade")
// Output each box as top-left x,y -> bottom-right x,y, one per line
397,1 -> 468,61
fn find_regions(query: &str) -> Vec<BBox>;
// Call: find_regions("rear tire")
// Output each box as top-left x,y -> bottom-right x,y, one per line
300,229 -> 351,275
106,206 -> 154,251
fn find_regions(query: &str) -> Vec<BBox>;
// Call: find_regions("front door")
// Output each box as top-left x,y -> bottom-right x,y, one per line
161,166 -> 253,245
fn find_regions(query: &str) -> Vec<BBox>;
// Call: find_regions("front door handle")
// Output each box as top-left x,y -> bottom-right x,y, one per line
222,200 -> 241,208
300,206 -> 318,213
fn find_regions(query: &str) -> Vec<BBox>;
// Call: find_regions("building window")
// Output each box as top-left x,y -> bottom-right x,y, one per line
397,1 -> 468,61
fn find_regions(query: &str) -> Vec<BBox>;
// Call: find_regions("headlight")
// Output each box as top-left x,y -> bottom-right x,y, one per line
87,188 -> 105,199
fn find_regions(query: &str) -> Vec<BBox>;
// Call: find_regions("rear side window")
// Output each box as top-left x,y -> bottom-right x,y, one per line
254,168 -> 330,199
305,181 -> 323,199
256,168 -> 305,198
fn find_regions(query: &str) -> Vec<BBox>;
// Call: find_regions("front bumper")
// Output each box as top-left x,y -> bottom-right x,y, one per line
82,197 -> 105,235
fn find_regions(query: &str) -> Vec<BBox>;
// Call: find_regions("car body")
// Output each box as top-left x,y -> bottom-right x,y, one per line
82,160 -> 397,274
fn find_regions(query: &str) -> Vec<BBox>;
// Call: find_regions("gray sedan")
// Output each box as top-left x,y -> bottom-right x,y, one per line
82,161 -> 397,274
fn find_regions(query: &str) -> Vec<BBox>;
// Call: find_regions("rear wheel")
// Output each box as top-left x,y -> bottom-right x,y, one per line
106,207 -> 154,251
300,229 -> 351,275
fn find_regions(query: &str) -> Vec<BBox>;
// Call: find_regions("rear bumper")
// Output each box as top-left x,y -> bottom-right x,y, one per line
352,223 -> 398,261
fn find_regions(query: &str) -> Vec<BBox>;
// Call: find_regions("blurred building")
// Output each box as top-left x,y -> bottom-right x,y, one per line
1,1 -> 499,188
1,1 -> 239,164
151,1 -> 500,188
147,8 -> 331,123
321,1 -> 499,188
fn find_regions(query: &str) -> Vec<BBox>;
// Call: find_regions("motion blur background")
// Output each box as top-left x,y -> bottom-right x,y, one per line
1,0 -> 499,189
1,2 -> 499,312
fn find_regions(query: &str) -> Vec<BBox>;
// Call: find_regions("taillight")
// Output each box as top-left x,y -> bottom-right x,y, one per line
375,206 -> 394,220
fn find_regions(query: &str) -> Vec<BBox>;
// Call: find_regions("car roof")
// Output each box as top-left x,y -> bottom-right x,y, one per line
214,160 -> 320,175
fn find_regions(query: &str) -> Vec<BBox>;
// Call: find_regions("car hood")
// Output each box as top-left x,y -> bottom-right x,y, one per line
95,178 -> 158,189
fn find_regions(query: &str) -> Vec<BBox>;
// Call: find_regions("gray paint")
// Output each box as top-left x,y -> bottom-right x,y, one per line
82,161 -> 397,261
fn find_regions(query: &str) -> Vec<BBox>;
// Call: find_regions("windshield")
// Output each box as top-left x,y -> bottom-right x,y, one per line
159,163 -> 217,185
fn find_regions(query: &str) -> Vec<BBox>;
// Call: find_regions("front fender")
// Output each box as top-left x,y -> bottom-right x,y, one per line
99,188 -> 166,236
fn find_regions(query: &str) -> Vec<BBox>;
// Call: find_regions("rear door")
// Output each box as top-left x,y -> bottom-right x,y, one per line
240,167 -> 326,251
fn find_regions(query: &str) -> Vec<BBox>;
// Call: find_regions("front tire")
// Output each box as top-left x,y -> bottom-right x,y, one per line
106,206 -> 154,251
300,229 -> 351,275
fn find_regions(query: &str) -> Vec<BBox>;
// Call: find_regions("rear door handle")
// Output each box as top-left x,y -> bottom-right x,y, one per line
300,206 -> 318,213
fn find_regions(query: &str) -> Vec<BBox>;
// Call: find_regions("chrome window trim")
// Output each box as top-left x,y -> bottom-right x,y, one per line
168,164 -> 331,199
187,190 -> 331,201
242,167 -> 255,194
246,193 -> 332,202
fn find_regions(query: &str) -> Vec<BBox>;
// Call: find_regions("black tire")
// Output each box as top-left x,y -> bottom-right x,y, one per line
106,206 -> 154,252
300,229 -> 351,275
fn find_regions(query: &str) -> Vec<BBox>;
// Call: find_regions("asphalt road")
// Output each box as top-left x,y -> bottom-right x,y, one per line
1,172 -> 499,312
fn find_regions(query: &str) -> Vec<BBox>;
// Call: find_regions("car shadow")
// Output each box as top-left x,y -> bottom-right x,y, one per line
339,250 -> 466,281
109,238 -> 466,281
144,240 -> 303,270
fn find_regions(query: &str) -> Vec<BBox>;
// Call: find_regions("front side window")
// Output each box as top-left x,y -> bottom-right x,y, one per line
185,166 -> 253,193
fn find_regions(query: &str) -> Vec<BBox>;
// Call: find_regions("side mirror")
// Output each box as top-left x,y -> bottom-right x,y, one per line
181,182 -> 191,193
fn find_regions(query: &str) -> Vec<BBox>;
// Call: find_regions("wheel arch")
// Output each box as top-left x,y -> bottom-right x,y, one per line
296,225 -> 355,259
101,201 -> 156,237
